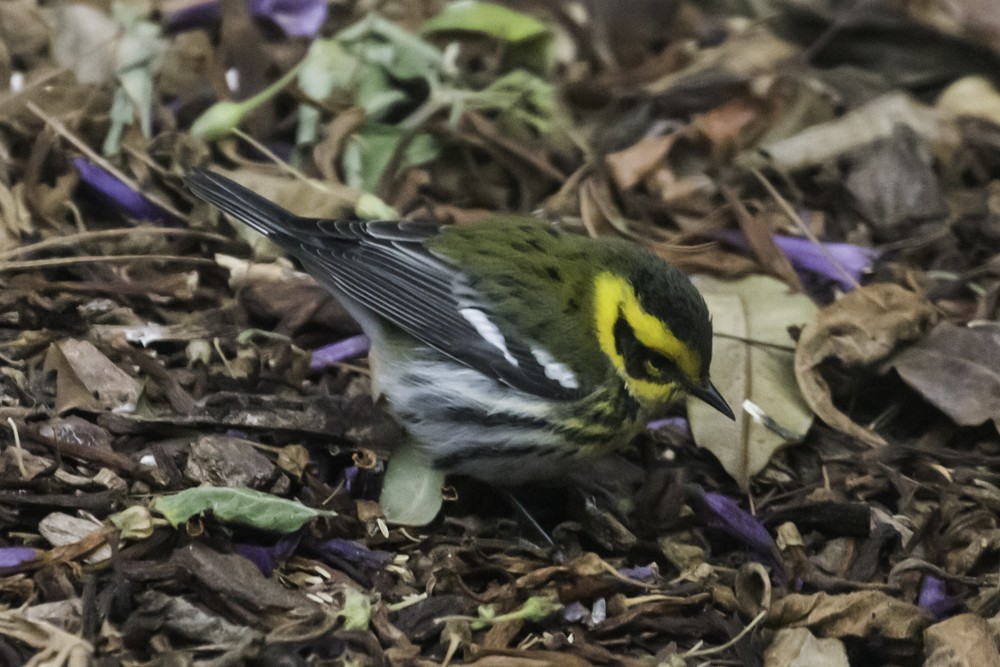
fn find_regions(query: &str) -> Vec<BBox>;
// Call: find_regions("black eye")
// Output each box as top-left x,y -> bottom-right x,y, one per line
643,351 -> 678,377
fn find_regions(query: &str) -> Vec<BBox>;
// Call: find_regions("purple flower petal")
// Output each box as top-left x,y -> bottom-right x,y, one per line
647,416 -> 691,437
249,0 -> 327,37
0,546 -> 38,569
308,538 -> 393,585
234,533 -> 301,576
691,490 -> 786,580
918,575 -> 960,620
561,601 -> 589,623
164,1 -> 220,32
618,563 -> 656,582
310,335 -> 370,370
73,158 -> 169,222
718,230 -> 879,292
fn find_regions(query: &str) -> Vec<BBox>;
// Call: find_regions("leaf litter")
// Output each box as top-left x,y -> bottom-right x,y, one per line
0,0 -> 999,664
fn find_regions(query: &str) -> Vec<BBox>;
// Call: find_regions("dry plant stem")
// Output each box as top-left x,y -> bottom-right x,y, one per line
232,128 -> 329,191
751,167 -> 862,291
25,102 -> 185,219
713,331 -> 796,352
719,182 -> 804,292
681,609 -> 767,658
0,228 -> 229,261
466,111 -> 566,183
0,255 -> 214,272
6,418 -> 28,479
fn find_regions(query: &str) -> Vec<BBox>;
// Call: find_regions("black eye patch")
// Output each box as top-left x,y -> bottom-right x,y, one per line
613,315 -> 680,381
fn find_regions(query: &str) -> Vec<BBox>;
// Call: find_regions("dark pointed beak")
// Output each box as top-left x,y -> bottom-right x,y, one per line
690,381 -> 735,420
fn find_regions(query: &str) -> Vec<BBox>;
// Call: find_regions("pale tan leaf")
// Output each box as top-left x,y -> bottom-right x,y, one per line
688,275 -> 816,489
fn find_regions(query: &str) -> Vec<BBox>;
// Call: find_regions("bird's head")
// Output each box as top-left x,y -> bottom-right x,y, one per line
591,257 -> 733,419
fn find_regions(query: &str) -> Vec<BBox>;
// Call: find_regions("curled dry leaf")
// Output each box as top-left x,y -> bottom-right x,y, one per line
924,613 -> 1000,667
0,608 -> 93,667
764,627 -> 849,667
768,591 -> 932,642
605,133 -> 676,192
38,512 -> 110,564
794,284 -> 937,447
884,321 -> 1000,431
43,339 -> 142,414
938,76 -> 1000,126
742,92 -> 960,173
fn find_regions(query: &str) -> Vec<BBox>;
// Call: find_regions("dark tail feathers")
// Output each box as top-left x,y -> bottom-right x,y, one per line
185,168 -> 295,237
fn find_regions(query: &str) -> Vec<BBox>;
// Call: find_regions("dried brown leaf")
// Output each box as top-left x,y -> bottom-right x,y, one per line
43,339 -> 142,414
794,284 -> 937,446
924,613 -> 1000,667
605,134 -> 676,192
184,435 -> 276,488
768,591 -> 932,642
764,627 -> 849,667
466,650 -> 592,667
884,321 -> 1000,430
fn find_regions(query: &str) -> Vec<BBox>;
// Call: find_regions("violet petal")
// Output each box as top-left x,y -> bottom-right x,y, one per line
0,546 -> 39,569
310,335 -> 370,370
561,601 -> 589,623
311,538 -> 392,580
718,230 -> 879,291
164,1 -> 220,32
234,533 -> 301,577
73,158 -> 168,222
248,0 -> 327,37
234,543 -> 280,577
647,416 -> 691,438
918,575 -> 961,620
690,489 -> 786,580
618,563 -> 656,582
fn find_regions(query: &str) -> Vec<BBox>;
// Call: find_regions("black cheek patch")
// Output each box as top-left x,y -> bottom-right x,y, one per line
613,315 -> 651,380
613,314 -> 681,381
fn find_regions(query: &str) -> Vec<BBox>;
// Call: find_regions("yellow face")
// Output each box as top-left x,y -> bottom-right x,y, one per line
593,272 -> 702,406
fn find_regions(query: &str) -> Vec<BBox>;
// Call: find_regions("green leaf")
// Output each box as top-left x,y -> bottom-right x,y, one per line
191,63 -> 303,140
337,14 -> 442,83
378,439 -> 444,526
151,487 -> 335,533
471,70 -> 567,141
421,2 -> 553,72
340,587 -> 372,631
422,1 -> 548,43
298,39 -> 357,101
343,123 -> 440,193
190,101 -> 247,140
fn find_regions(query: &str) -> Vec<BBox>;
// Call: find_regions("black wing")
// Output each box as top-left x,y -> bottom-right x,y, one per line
186,169 -> 585,400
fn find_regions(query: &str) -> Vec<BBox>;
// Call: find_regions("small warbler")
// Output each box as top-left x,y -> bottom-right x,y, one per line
186,169 -> 733,484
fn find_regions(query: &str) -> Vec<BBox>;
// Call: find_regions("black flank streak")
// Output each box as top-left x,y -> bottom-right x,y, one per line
435,444 -> 545,470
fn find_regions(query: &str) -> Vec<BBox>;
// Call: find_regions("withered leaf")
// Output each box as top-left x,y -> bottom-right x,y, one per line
924,613 -> 1000,667
768,591 -> 932,642
689,275 -> 816,488
884,321 -> 1000,431
43,339 -> 142,414
794,284 -> 936,447
764,627 -> 849,667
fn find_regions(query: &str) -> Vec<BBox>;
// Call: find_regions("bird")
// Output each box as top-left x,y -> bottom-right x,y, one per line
186,169 -> 734,488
